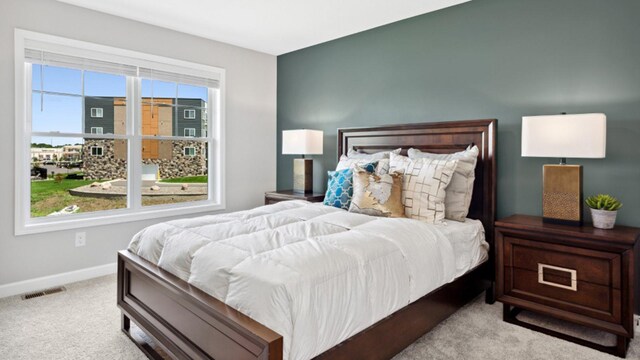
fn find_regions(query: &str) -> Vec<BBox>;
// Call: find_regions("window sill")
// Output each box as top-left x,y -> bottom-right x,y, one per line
15,201 -> 225,236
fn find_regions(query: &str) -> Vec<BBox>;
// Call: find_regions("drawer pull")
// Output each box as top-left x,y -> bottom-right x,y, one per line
538,263 -> 577,291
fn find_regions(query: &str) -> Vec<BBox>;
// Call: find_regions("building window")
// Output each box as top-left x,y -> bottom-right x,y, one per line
15,30 -> 225,235
90,146 -> 103,156
183,147 -> 196,156
184,109 -> 196,119
90,108 -> 103,118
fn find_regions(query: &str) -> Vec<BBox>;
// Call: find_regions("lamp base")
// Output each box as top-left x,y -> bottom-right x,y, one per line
293,158 -> 313,194
542,164 -> 583,226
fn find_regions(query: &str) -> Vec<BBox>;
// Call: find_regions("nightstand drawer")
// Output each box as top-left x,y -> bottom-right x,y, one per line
504,267 -> 621,323
505,236 -> 621,289
495,215 -> 640,357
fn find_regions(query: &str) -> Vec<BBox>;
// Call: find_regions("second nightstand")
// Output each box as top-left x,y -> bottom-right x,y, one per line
495,215 -> 640,358
264,190 -> 325,205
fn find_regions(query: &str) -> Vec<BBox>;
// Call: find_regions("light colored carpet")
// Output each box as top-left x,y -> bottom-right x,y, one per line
0,274 -> 637,360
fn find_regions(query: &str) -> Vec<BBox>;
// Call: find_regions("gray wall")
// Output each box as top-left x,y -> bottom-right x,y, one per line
176,99 -> 206,137
0,0 -> 276,287
277,0 -> 640,228
84,97 -> 116,134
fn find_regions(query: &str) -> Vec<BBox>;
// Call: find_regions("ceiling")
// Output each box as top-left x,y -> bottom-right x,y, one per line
57,0 -> 470,55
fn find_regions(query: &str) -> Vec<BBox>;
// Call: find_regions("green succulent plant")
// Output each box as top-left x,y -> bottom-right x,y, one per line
585,194 -> 623,211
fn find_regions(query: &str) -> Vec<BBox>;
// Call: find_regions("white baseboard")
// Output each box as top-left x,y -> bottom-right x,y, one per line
0,262 -> 117,299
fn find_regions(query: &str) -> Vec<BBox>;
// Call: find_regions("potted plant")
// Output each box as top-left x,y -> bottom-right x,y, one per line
585,194 -> 623,229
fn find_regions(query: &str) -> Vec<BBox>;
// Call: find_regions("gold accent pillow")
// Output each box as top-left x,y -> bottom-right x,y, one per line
348,169 -> 405,218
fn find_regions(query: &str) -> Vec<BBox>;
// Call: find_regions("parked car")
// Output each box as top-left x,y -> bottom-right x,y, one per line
30,167 -> 47,179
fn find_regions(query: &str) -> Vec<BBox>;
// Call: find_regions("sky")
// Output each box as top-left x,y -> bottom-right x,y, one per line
32,65 -> 208,146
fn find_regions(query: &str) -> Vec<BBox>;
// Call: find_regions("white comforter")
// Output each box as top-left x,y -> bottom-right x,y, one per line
128,201 -> 458,360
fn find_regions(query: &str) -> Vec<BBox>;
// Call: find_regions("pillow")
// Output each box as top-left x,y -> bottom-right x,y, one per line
337,148 -> 401,175
408,145 -> 479,221
346,147 -> 402,160
323,162 -> 377,210
390,153 -> 458,224
336,156 -> 389,176
349,169 -> 404,218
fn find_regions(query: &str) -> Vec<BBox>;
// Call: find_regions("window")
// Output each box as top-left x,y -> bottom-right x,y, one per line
90,107 -> 103,118
183,147 -> 196,156
90,146 -> 103,156
184,109 -> 196,119
15,30 -> 225,235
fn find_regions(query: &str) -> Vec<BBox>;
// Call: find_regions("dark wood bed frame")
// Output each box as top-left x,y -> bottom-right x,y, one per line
118,119 -> 497,360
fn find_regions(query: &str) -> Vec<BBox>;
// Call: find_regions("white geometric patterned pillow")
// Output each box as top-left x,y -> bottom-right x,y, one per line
408,145 -> 479,222
390,153 -> 458,224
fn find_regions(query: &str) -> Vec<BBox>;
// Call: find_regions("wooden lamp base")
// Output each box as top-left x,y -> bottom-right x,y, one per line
293,158 -> 313,194
542,164 -> 583,226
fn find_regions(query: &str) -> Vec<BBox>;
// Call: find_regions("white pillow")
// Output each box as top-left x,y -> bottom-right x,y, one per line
336,148 -> 401,175
408,145 -> 479,222
346,147 -> 401,160
390,153 -> 458,224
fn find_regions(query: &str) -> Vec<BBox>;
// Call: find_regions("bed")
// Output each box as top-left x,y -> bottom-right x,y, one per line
117,119 -> 497,360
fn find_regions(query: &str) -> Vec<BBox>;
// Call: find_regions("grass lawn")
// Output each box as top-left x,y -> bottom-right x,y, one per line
31,177 -> 209,217
160,176 -> 208,183
30,179 -> 126,217
31,179 -> 93,204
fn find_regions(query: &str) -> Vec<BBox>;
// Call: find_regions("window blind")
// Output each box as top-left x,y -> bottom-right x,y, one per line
139,68 -> 219,89
25,49 -> 220,89
25,49 -> 138,77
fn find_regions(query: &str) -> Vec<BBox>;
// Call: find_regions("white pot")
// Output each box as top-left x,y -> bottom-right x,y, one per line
590,208 -> 617,229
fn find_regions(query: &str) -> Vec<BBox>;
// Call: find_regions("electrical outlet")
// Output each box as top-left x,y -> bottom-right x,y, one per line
635,315 -> 640,335
75,232 -> 86,247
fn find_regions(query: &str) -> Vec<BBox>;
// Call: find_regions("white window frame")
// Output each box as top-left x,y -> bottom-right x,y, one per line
184,128 -> 196,137
14,29 -> 226,235
90,127 -> 103,134
184,109 -> 196,119
90,146 -> 103,156
90,107 -> 103,118
183,146 -> 196,156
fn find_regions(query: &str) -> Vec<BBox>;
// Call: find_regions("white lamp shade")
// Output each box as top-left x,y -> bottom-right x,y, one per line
282,129 -> 323,155
521,113 -> 606,158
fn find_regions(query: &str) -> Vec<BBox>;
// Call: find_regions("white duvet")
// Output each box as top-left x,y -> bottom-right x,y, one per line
128,201 -> 470,360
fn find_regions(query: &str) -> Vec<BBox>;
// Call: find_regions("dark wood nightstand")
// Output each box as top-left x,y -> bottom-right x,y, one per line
264,190 -> 325,205
495,215 -> 640,358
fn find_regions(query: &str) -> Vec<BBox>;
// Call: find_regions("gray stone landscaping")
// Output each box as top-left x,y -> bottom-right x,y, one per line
82,139 -> 207,180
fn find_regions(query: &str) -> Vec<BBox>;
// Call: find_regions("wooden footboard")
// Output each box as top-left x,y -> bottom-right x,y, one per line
117,250 -> 283,360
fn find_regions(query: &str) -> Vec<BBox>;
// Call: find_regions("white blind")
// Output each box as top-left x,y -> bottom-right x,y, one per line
25,49 -> 220,89
139,68 -> 219,89
25,49 -> 138,77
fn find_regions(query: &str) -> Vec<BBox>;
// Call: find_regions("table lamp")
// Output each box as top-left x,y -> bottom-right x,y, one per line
522,113 -> 606,225
282,129 -> 323,193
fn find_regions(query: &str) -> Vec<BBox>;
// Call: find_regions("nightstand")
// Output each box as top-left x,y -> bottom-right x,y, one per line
264,190 -> 325,205
495,215 -> 640,358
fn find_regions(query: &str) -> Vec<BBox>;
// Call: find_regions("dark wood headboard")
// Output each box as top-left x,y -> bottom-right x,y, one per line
337,119 -> 497,242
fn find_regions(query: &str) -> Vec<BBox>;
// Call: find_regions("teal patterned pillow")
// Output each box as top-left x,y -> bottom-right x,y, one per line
324,162 -> 377,210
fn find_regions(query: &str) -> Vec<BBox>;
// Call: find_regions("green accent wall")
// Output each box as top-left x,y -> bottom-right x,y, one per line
277,0 -> 640,227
